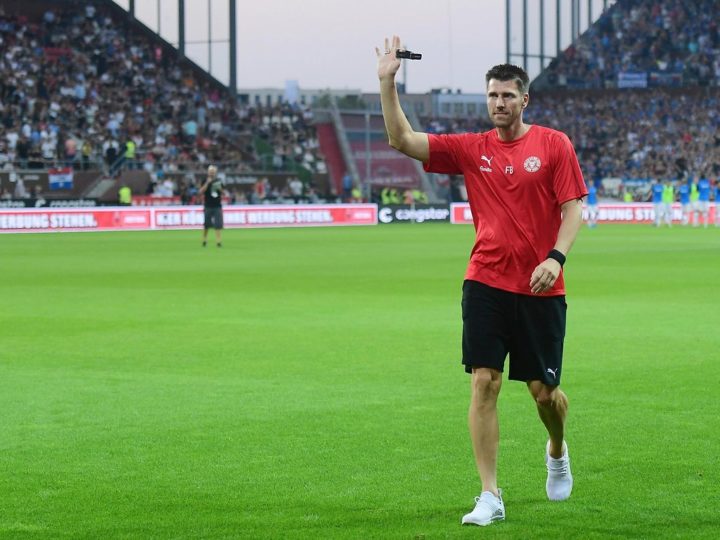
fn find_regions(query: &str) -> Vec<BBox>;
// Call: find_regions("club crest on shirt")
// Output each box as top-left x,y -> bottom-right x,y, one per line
523,156 -> 541,172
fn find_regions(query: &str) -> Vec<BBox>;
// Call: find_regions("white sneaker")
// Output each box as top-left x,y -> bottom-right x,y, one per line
546,440 -> 573,501
461,489 -> 505,526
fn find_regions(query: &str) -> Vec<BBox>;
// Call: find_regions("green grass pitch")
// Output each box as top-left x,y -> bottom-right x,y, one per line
1,224 -> 718,539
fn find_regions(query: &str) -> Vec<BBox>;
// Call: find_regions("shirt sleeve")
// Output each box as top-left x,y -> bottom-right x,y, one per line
551,132 -> 588,205
423,133 -> 466,175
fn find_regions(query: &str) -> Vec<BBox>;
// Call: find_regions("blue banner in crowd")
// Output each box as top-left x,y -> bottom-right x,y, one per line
617,72 -> 648,88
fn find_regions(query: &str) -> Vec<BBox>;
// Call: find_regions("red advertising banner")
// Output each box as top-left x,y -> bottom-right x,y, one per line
450,203 -> 474,225
154,204 -> 378,229
0,204 -> 377,233
0,208 -> 152,233
450,203 -> 718,225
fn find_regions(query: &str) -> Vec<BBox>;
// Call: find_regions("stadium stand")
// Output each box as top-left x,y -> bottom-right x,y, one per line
535,0 -> 720,90
1,0 -> 716,207
524,87 -> 720,199
0,0 -> 331,204
421,0 -> 720,201
531,0 -> 719,199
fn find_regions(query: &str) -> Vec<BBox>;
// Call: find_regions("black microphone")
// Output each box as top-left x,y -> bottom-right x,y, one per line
396,50 -> 422,60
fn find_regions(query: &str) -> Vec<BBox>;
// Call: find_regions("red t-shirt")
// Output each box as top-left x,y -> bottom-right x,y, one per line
424,125 -> 587,296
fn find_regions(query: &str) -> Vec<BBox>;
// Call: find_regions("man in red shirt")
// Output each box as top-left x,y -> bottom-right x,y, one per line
376,36 -> 587,526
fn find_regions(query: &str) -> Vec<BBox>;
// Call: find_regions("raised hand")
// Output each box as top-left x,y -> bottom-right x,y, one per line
375,35 -> 402,81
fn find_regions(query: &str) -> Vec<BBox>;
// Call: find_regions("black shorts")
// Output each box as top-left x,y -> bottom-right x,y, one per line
204,207 -> 223,229
461,280 -> 567,385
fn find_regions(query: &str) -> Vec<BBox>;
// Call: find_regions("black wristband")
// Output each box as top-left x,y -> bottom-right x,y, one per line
547,249 -> 566,267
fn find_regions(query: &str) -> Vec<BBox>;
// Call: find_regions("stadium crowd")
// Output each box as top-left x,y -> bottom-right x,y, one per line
524,88 -> 720,195
1,0 -> 718,207
422,86 -> 720,203
541,0 -> 720,89
0,4 -> 326,190
422,0 -> 720,203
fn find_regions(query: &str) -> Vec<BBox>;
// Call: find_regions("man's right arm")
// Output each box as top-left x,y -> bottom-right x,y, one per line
199,166 -> 217,194
377,35 -> 429,163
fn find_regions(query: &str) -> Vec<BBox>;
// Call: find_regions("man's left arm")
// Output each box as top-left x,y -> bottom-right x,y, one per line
530,198 -> 584,295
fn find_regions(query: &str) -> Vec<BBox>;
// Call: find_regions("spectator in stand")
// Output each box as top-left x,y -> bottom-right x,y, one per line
16,137 -> 30,169
0,142 -> 9,170
341,172 -> 353,202
103,139 -> 120,174
41,137 -> 57,165
253,176 -> 270,204
124,137 -> 136,170
540,0 -> 720,90
412,188 -> 429,204
64,136 -> 77,168
288,176 -> 303,204
13,178 -> 28,198
118,184 -> 132,205
159,177 -> 175,198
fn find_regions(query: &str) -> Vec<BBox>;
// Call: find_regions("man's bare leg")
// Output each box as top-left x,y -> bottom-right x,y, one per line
528,381 -> 572,500
527,381 -> 568,457
469,368 -> 503,494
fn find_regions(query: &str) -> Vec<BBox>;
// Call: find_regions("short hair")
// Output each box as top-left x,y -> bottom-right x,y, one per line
485,64 -> 530,94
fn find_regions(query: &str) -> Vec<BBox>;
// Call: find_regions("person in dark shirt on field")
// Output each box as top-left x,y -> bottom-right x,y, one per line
199,165 -> 223,247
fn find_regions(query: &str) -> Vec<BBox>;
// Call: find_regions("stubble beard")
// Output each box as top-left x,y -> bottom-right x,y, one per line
491,114 -> 514,129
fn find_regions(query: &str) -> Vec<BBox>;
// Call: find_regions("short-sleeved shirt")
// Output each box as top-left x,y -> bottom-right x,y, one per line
204,179 -> 223,208
424,125 -> 587,296
698,178 -> 711,202
652,184 -> 664,203
587,184 -> 598,206
679,183 -> 690,204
